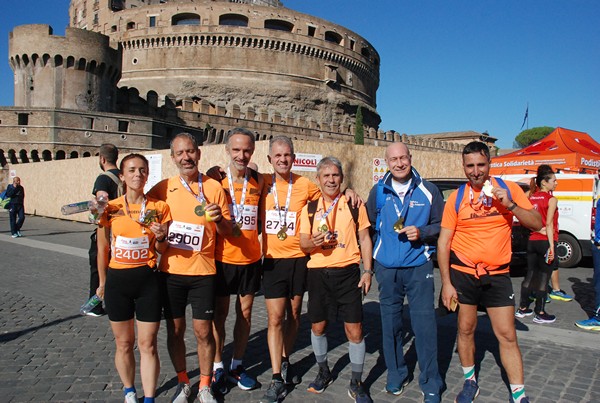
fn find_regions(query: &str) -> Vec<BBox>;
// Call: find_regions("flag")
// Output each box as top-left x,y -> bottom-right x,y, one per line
520,105 -> 529,130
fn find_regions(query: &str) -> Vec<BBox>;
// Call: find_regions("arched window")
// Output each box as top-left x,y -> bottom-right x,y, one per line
325,31 -> 342,45
172,13 -> 200,26
42,150 -> 52,161
264,19 -> 293,32
70,151 -> 79,159
31,150 -> 40,162
83,151 -> 91,157
19,149 -> 29,163
219,14 -> 248,27
55,150 -> 66,160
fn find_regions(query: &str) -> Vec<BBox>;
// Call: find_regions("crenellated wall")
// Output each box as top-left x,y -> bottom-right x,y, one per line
5,139 -> 463,221
69,0 -> 382,129
9,25 -> 121,112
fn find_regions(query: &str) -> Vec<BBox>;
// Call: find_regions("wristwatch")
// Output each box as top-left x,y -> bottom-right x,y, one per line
507,200 -> 518,211
361,269 -> 374,276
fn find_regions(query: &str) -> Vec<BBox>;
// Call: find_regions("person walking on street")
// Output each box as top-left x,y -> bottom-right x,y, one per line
6,176 -> 25,238
437,141 -> 542,403
299,157 -> 374,403
365,142 -> 444,402
96,153 -> 171,403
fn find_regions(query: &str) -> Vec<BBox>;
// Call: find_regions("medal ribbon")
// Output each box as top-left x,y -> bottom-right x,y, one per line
179,175 -> 205,204
272,173 -> 293,228
391,183 -> 414,222
123,195 -> 148,226
320,194 -> 341,226
227,166 -> 249,225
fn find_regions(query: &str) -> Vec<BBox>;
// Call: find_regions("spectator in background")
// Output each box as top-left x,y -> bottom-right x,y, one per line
6,176 -> 25,238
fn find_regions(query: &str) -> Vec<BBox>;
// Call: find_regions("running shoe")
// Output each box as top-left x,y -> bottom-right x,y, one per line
422,391 -> 441,403
549,289 -> 574,301
307,366 -> 333,394
228,365 -> 257,391
197,385 -> 217,403
281,360 -> 301,385
170,382 -> 190,403
211,368 -> 228,395
455,379 -> 479,403
347,379 -> 372,403
514,307 -> 534,318
385,377 -> 410,395
17,231 -> 23,237
124,391 -> 137,403
533,312 -> 556,324
11,234 -> 18,238
575,316 -> 600,331
260,379 -> 287,403
509,395 -> 530,403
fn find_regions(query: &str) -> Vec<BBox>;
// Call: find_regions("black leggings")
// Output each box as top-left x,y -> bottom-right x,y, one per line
519,240 -> 557,313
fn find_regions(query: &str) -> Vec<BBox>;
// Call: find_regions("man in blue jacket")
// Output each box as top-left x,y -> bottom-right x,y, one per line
366,142 -> 444,403
575,196 -> 600,330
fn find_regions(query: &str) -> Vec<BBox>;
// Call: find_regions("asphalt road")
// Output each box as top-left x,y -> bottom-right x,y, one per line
1,212 -> 599,402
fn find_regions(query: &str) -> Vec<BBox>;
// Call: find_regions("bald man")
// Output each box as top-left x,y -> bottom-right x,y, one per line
365,142 -> 444,403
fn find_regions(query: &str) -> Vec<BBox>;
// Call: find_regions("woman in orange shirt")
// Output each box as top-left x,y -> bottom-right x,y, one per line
96,154 -> 171,403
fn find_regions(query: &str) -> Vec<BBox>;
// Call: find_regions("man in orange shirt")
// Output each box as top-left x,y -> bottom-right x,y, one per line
437,141 -> 541,403
260,135 -> 320,402
147,133 -> 231,403
212,128 -> 264,393
299,157 -> 374,403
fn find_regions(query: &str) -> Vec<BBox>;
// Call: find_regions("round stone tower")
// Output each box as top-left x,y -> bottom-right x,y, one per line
69,0 -> 381,128
9,24 -> 121,112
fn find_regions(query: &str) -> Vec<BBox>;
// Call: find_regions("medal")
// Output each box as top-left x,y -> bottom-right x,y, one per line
272,173 -> 293,241
232,222 -> 242,237
393,217 -> 404,233
318,219 -> 329,233
194,201 -> 206,217
277,229 -> 288,241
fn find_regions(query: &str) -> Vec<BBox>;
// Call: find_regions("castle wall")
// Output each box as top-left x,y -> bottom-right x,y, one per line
7,140 -> 463,221
69,0 -> 381,129
9,25 -> 121,112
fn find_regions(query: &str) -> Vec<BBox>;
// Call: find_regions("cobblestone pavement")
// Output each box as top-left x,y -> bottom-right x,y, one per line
1,213 -> 599,402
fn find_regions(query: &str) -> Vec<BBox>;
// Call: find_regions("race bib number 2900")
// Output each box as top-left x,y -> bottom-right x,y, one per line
168,220 -> 205,251
114,235 -> 150,265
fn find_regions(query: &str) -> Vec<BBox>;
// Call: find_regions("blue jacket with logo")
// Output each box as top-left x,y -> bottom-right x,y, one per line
366,168 -> 444,268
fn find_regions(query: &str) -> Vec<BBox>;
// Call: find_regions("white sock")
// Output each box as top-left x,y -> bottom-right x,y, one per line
213,361 -> 224,371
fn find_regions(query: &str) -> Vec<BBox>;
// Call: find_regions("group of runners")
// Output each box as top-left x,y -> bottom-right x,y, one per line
92,130 -> 540,403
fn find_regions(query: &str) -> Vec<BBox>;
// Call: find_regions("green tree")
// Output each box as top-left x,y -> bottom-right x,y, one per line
354,106 -> 364,145
514,126 -> 555,148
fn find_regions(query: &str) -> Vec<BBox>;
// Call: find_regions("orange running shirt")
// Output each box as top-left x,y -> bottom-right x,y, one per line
299,195 -> 370,269
147,175 -> 231,276
441,179 -> 533,267
215,171 -> 263,264
262,173 -> 320,259
99,195 -> 171,269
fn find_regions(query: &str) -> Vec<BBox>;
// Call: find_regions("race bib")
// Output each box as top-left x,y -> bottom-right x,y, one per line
265,210 -> 297,236
168,220 -> 205,251
113,235 -> 150,265
229,204 -> 258,230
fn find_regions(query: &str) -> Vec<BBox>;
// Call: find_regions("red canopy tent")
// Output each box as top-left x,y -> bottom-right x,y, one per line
490,127 -> 600,175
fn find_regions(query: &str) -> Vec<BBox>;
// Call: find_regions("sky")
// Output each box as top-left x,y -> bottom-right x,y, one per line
1,0 -> 599,149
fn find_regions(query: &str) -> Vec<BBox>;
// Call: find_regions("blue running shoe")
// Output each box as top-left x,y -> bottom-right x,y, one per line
385,377 -> 410,395
549,289 -> 573,301
575,316 -> 600,331
211,368 -> 228,395
307,367 -> 333,394
422,391 -> 441,403
347,380 -> 372,403
228,365 -> 257,391
455,379 -> 479,403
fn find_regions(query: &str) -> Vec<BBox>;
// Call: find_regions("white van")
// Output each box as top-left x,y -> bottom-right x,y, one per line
502,173 -> 598,268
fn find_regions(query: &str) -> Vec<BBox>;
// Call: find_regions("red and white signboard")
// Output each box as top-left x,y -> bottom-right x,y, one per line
293,153 -> 322,172
372,158 -> 388,185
